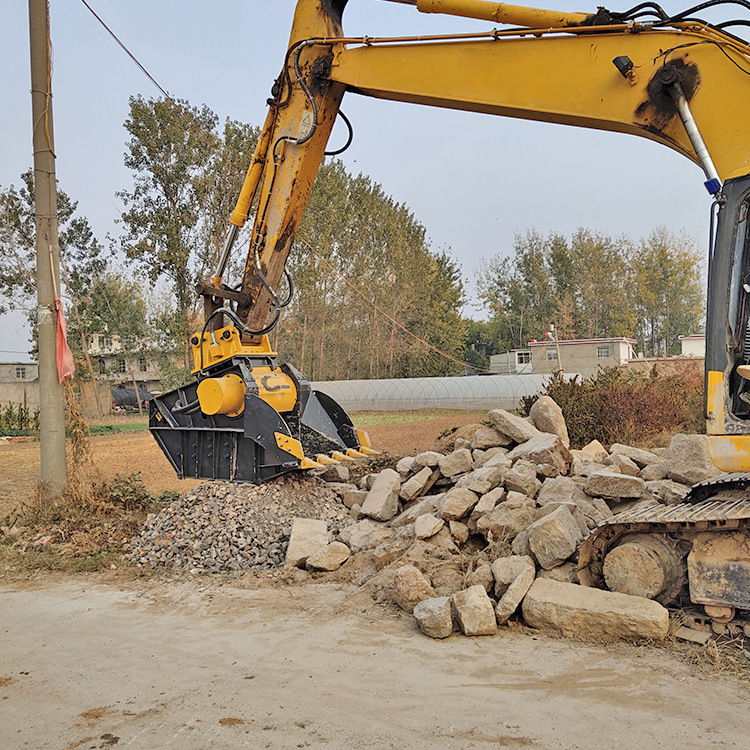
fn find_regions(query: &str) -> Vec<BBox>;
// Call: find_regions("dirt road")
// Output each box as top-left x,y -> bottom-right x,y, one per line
1,576 -> 748,750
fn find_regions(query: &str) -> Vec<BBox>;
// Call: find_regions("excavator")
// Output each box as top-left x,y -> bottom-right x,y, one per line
149,0 -> 750,624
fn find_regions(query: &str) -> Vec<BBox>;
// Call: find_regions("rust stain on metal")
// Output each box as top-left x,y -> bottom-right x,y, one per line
635,58 -> 701,135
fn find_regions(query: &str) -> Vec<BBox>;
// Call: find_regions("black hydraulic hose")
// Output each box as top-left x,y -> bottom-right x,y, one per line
325,110 -> 354,156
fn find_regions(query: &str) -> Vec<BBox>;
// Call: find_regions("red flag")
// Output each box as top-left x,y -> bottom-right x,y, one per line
55,297 -> 74,383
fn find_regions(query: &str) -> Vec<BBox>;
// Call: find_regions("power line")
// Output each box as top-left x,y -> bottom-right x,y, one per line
79,0 -> 173,101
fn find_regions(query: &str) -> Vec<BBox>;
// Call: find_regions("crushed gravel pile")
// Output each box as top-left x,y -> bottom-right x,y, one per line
130,474 -> 349,573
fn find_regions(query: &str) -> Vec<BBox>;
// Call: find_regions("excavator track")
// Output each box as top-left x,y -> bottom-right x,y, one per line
578,495 -> 750,612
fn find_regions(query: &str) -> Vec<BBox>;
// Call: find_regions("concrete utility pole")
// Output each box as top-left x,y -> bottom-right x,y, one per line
29,0 -> 67,502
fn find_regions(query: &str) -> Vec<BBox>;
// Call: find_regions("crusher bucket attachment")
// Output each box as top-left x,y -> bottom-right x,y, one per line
149,326 -> 375,483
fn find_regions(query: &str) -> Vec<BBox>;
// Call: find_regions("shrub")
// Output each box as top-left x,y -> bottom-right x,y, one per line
0,403 -> 40,435
521,367 -> 704,448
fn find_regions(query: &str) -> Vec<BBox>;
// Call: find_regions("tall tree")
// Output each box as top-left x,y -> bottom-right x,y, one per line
0,169 -> 105,354
118,96 -> 219,367
631,226 -> 704,355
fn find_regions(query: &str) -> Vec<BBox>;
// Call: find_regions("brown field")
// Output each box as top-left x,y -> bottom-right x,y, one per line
0,410 -> 486,519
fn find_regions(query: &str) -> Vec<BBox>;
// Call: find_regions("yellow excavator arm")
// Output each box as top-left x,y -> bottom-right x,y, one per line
152,0 -> 750,484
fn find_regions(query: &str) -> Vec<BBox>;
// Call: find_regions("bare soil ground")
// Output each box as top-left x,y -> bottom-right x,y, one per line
0,411 -> 485,519
1,576 -> 749,750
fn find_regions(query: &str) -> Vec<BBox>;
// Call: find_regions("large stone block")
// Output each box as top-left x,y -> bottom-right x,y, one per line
521,578 -> 669,640
537,475 -> 588,506
361,468 -> 401,521
393,564 -> 436,613
415,514 -> 445,539
529,395 -> 570,447
413,597 -> 453,639
575,439 -> 609,463
604,453 -> 641,477
439,448 -> 474,478
400,466 -> 434,502
585,470 -> 644,499
285,518 -> 329,568
487,408 -> 540,444
452,585 -> 497,636
504,460 -> 542,498
507,433 -> 572,475
609,443 -> 661,468
472,427 -> 512,450
466,466 -> 504,495
491,555 -> 536,624
441,487 -> 480,521
414,450 -> 444,469
666,434 -> 721,486
527,506 -> 583,570
306,541 -> 351,571
475,499 -> 535,542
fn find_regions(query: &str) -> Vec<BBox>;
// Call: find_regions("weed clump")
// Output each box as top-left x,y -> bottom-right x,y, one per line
521,367 -> 704,449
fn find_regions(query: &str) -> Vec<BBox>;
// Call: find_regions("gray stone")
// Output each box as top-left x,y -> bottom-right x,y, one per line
321,464 -> 350,483
466,466 -> 504,495
535,501 -> 589,537
522,578 -> 669,640
391,494 -> 445,528
400,466 -> 434,502
472,427 -> 513,450
285,518 -> 329,568
350,504 -> 364,520
507,433 -> 572,475
576,440 -> 609,463
454,437 -> 472,451
467,563 -> 495,592
472,446 -> 509,469
393,564 -> 436,613
467,487 -> 504,531
646,479 -> 691,506
324,481 -> 357,499
492,555 -> 537,624
475,499 -> 535,542
666,434 -> 721,486
415,514 -> 445,539
487,408 -> 540,444
528,506 -> 583,570
504,460 -> 542,498
537,475 -> 588,506
484,451 -> 513,471
573,461 -> 616,478
529,396 -> 570,447
361,468 -> 401,521
604,453 -> 641,477
640,462 -> 668,482
306,541 -> 351,571
439,449 -> 474,478
609,443 -> 661,468
414,450 -> 444,469
413,596 -> 453,639
396,456 -> 416,476
449,520 -> 469,544
423,526 -> 459,554
342,488 -> 369,509
511,527 -> 532,556
452,585 -> 497,636
504,490 -> 529,509
441,487 -> 480,521
585,470 -> 644,499
537,562 -> 578,583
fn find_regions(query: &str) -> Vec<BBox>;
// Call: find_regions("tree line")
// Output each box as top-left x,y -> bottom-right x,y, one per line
0,95 -> 705,388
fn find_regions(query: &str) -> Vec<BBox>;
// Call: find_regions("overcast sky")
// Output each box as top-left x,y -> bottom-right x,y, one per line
0,0 -> 718,362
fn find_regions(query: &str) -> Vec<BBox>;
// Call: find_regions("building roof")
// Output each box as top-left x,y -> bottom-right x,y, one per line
528,337 -> 637,347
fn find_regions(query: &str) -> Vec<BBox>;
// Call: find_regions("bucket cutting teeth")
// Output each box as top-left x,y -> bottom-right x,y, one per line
330,450 -> 356,463
316,454 -> 340,465
345,448 -> 369,459
358,446 -> 380,456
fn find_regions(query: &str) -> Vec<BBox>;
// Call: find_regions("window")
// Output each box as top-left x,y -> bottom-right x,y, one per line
546,350 -> 558,361
15,366 -> 26,380
597,346 -> 610,359
118,358 -> 127,374
138,356 -> 148,372
516,351 -> 531,364
103,336 -> 113,351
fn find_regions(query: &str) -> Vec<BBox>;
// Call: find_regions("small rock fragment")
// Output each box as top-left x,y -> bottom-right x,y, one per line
306,541 -> 351,571
393,564 -> 436,613
439,448 -> 474,478
415,514 -> 445,539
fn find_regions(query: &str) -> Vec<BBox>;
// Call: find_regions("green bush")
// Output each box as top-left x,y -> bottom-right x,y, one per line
0,403 -> 40,435
521,367 -> 704,448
